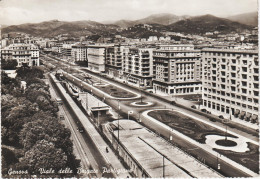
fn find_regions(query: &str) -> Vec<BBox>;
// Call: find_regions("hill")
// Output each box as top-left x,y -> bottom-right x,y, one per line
2,20 -> 118,38
135,13 -> 189,25
168,14 -> 252,34
226,12 -> 258,26
2,14 -> 254,38
110,13 -> 189,28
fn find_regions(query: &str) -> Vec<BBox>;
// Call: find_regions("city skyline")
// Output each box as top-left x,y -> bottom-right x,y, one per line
0,0 -> 258,25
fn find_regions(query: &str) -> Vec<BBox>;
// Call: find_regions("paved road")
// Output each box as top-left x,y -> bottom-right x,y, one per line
47,73 -> 97,178
44,54 -> 258,177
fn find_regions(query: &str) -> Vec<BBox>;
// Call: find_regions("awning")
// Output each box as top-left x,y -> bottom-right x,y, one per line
246,113 -> 252,118
239,111 -> 246,119
251,114 -> 258,120
234,109 -> 240,115
240,111 -> 246,116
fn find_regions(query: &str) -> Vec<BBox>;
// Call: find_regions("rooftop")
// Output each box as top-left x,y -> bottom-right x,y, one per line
111,120 -> 222,178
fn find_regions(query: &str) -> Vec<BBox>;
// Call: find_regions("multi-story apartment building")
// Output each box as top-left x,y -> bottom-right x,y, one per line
87,44 -> 112,72
105,44 -> 128,78
202,48 -> 259,124
61,44 -> 73,59
122,47 -> 154,87
71,44 -> 87,62
153,44 -> 202,95
1,43 -> 39,67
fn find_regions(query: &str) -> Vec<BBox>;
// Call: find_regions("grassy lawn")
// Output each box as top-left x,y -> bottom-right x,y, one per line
135,102 -> 149,105
148,110 -> 259,173
214,143 -> 259,173
96,85 -> 136,98
72,74 -> 136,98
148,110 -> 236,143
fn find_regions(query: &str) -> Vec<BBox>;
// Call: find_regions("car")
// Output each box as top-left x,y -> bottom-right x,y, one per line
218,115 -> 224,119
209,118 -> 217,122
170,101 -> 176,105
201,109 -> 207,112
78,127 -> 84,133
191,105 -> 196,109
59,115 -> 65,120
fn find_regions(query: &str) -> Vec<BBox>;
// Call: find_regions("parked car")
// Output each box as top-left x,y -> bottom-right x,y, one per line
218,115 -> 224,119
201,109 -> 207,112
191,105 -> 196,109
59,114 -> 65,120
209,118 -> 217,122
171,101 -> 176,105
78,127 -> 84,133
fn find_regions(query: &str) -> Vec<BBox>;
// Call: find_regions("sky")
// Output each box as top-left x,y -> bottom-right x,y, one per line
0,0 -> 258,25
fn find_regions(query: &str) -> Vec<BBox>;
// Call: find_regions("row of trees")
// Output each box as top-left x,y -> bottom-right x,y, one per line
1,66 -> 80,177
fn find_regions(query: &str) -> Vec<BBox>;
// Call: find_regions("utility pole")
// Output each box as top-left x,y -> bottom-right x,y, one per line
117,100 -> 120,151
163,156 -> 165,178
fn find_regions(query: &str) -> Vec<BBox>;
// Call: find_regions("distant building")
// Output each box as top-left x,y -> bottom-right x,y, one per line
71,44 -> 87,62
148,36 -> 158,41
201,48 -> 259,124
122,47 -> 154,87
153,44 -> 202,95
1,43 -> 39,67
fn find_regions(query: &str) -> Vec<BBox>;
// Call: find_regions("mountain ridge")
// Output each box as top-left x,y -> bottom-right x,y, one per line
226,11 -> 258,26
1,13 -> 255,38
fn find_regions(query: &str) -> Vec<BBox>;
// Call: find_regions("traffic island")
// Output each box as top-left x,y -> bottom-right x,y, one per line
146,109 -> 259,174
131,101 -> 153,107
214,142 -> 259,174
93,83 -> 109,87
95,85 -> 137,98
147,110 -> 237,143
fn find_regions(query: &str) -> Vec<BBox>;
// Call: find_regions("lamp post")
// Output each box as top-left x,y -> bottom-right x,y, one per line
163,156 -> 165,178
217,153 -> 221,170
117,99 -> 120,151
128,111 -> 133,120
139,80 -> 143,103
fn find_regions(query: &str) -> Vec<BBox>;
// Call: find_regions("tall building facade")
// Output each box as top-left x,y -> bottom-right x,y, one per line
87,44 -> 112,72
122,47 -> 154,87
1,43 -> 40,67
105,44 -> 128,78
153,45 -> 202,95
61,44 -> 73,59
71,44 -> 87,62
202,48 -> 259,124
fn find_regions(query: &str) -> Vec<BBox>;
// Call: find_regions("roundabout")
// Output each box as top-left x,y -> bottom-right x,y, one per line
131,101 -> 153,107
205,135 -> 249,153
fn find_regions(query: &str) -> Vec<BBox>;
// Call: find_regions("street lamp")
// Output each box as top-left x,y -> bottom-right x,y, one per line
139,80 -> 143,103
217,153 -> 221,170
117,99 -> 120,151
128,111 -> 133,120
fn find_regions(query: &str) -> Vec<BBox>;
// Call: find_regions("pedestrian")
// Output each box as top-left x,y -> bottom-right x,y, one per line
106,147 -> 109,153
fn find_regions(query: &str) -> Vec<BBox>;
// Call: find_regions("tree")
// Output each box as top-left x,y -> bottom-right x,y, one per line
16,67 -> 44,80
1,59 -> 18,70
21,140 -> 67,174
20,118 -> 72,154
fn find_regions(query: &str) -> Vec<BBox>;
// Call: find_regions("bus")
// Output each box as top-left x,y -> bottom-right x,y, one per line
56,97 -> 63,105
